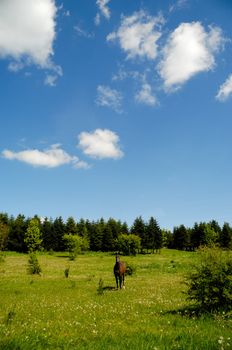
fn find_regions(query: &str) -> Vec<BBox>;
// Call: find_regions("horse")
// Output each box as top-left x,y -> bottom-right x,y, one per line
114,254 -> 126,289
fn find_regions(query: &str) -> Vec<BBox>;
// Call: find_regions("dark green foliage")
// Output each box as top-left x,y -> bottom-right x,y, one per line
7,214 -> 28,252
64,266 -> 70,278
147,217 -> 163,253
130,216 -> 146,252
27,253 -> 42,275
1,212 -> 232,254
53,216 -> 66,251
89,219 -> 104,251
173,225 -> 190,250
102,224 -> 114,252
186,247 -> 232,312
65,217 -> 78,235
220,223 -> 232,249
125,263 -> 136,276
41,217 -> 55,251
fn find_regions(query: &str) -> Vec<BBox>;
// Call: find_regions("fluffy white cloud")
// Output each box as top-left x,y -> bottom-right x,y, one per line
135,83 -> 157,106
216,74 -> 232,102
96,85 -> 123,113
0,0 -> 57,69
107,11 -> 164,60
78,129 -> 124,159
2,144 -> 88,169
158,22 -> 224,90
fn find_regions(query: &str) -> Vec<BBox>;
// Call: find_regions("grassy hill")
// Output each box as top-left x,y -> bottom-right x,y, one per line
0,250 -> 231,349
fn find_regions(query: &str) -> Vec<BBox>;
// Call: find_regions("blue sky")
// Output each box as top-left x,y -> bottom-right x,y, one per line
1,0 -> 232,229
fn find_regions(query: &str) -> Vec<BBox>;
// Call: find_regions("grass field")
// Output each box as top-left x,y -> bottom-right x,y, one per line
0,250 -> 231,349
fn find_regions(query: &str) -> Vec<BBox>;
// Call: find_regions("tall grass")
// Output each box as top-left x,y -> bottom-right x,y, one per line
0,250 -> 231,349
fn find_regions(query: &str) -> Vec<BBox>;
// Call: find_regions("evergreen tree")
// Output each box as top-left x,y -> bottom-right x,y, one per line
220,223 -> 232,249
0,213 -> 9,251
53,216 -> 66,251
89,220 -> 104,251
41,217 -> 54,251
147,217 -> 163,253
107,218 -> 121,240
65,217 -> 78,235
7,214 -> 28,252
191,223 -> 205,249
131,216 -> 146,252
121,221 -> 129,235
102,224 -> 114,252
173,225 -> 190,250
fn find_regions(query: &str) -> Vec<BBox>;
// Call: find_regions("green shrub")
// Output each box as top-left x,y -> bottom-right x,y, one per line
186,247 -> 232,312
97,278 -> 104,295
27,253 -> 42,275
64,266 -> 70,278
125,263 -> 136,276
63,234 -> 89,261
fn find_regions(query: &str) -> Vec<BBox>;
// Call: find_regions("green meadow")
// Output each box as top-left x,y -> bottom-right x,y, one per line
0,250 -> 231,350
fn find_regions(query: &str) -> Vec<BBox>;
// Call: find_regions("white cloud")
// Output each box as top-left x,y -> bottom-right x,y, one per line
78,129 -> 124,159
216,74 -> 232,102
96,85 -> 123,113
135,83 -> 157,106
0,0 -> 57,70
2,144 -> 88,169
158,22 -> 224,90
107,11 -> 164,60
96,0 -> 111,22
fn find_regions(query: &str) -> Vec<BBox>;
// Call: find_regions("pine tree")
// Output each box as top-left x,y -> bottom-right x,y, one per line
147,217 -> 163,253
7,214 -> 28,252
173,225 -> 190,250
41,217 -> 54,251
131,216 -> 146,253
53,216 -> 66,251
220,223 -> 232,249
65,217 -> 78,235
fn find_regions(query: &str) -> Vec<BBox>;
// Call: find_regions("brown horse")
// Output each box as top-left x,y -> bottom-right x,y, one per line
114,254 -> 126,289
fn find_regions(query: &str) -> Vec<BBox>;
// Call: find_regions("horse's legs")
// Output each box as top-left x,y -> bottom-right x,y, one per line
115,275 -> 118,289
122,273 -> 125,287
119,275 -> 122,289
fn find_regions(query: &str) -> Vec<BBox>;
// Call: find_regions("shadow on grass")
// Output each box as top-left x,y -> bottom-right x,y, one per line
164,305 -> 232,319
102,285 -> 118,291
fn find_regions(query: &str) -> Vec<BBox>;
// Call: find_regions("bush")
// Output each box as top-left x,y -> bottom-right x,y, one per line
116,234 -> 141,255
64,266 -> 70,278
186,247 -> 232,312
64,234 -> 89,261
125,263 -> 136,276
97,278 -> 104,295
27,253 -> 42,275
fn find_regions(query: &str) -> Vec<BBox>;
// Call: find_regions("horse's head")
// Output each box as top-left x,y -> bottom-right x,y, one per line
115,254 -> 120,263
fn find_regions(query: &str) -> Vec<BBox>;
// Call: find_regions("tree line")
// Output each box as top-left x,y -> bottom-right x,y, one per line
0,213 -> 231,254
